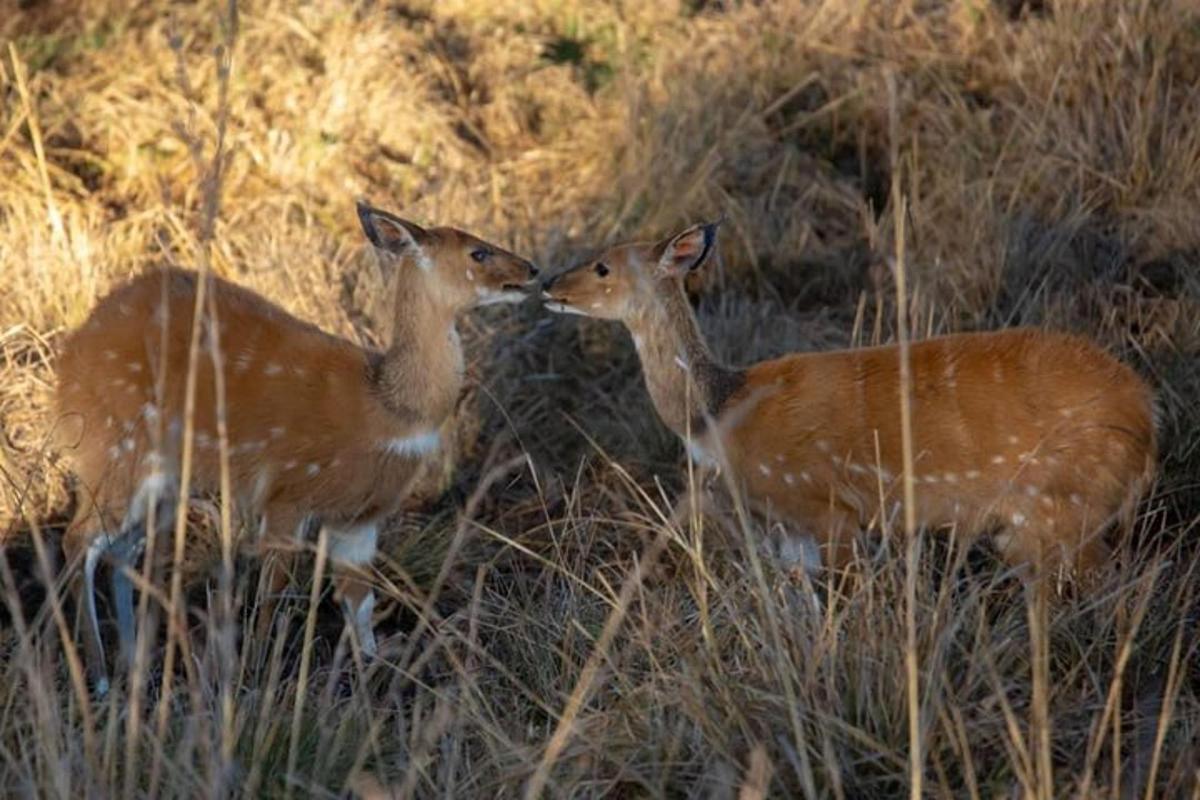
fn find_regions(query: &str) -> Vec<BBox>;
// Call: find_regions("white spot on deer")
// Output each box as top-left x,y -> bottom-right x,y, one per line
783,473 -> 796,486
108,445 -> 121,461
994,531 -> 1013,551
943,472 -> 958,483
283,460 -> 298,471
305,463 -> 320,477
127,362 -> 142,373
924,474 -> 940,484
1024,485 -> 1039,497
121,437 -> 135,452
604,287 -> 612,294
140,403 -> 159,423
775,454 -> 785,464
292,365 -> 307,377
328,523 -> 378,567
125,384 -> 137,394
330,457 -> 341,468
944,361 -> 957,389
816,440 -> 830,453
1007,435 -> 1019,445
265,363 -> 283,376
1045,456 -> 1059,467
118,303 -> 132,317
758,462 -> 772,477
1011,512 -> 1026,526
1059,408 -> 1074,418
1040,496 -> 1053,509
965,470 -> 981,480
269,426 -> 285,439
466,269 -> 475,282
234,351 -> 253,372
381,430 -> 441,457
111,378 -> 126,389
105,416 -> 115,429
991,455 -> 1005,465
591,302 -> 602,309
1070,493 -> 1084,507
800,471 -> 812,483
104,350 -> 118,361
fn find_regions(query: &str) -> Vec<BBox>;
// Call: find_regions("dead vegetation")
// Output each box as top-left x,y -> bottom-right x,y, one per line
1,0 -> 1198,796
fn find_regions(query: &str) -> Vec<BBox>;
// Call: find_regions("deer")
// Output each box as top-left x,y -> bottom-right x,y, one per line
540,220 -> 1157,586
54,200 -> 539,696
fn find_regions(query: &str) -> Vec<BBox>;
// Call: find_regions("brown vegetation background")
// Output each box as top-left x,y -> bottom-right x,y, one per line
1,0 -> 1198,797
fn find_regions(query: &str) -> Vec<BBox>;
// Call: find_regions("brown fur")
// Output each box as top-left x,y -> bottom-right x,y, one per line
543,222 -> 1157,579
56,202 -> 538,690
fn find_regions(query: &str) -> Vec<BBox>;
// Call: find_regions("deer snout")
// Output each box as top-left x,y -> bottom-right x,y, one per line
540,273 -> 559,292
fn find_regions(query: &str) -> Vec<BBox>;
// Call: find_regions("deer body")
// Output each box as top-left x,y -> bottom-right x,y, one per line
543,222 -> 1156,580
56,202 -> 538,694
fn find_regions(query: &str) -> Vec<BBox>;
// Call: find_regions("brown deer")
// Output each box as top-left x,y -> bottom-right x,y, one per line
541,220 -> 1156,583
55,200 -> 538,694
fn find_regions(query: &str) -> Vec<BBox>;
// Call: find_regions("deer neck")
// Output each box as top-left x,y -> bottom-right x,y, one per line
626,280 -> 744,440
372,267 -> 464,425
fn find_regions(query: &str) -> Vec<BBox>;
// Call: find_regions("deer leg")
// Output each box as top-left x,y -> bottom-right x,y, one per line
63,501 -> 119,698
110,462 -> 177,672
326,522 -> 379,659
252,505 -> 311,646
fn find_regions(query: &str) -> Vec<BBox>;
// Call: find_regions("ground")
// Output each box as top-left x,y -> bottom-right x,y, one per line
1,0 -> 1198,797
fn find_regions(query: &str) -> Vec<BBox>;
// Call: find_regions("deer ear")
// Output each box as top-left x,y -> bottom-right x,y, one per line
356,200 -> 432,270
654,218 -> 721,278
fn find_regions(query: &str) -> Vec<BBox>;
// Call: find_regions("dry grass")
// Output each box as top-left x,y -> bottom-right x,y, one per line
2,0 -> 1199,796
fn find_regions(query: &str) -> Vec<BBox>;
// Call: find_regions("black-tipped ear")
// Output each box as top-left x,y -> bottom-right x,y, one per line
655,217 -> 722,277
356,199 -> 429,257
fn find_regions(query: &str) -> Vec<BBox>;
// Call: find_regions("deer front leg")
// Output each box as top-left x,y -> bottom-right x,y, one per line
326,522 -> 379,659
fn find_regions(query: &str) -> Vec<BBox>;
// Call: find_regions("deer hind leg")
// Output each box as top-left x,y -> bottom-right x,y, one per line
62,491 -> 125,697
326,522 -> 379,659
110,459 -> 178,672
992,492 -> 1114,589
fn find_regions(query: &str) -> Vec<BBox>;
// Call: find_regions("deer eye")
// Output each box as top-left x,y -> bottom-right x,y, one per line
595,262 -> 610,277
470,248 -> 491,263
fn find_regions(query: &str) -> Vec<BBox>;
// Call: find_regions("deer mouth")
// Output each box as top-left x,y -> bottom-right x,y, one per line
541,291 -> 589,316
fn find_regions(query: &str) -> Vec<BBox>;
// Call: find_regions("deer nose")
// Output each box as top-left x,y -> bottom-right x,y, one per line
527,262 -> 539,278
541,274 -> 558,291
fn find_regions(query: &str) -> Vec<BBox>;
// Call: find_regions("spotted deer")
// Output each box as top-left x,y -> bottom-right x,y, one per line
541,220 -> 1156,583
55,200 -> 538,695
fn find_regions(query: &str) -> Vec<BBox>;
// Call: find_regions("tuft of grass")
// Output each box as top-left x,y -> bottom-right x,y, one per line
2,0 -> 1199,797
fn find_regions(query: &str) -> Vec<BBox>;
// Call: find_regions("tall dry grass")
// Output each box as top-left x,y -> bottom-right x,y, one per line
1,0 -> 1199,796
